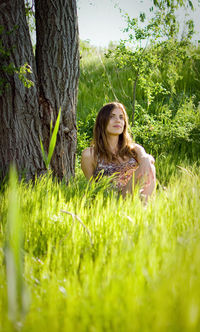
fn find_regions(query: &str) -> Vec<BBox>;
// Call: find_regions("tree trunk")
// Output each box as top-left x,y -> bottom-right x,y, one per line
35,0 -> 79,181
0,0 -> 79,182
0,0 -> 44,180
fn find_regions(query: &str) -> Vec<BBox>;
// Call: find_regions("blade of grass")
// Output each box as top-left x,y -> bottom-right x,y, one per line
47,107 -> 61,166
40,138 -> 48,169
6,165 -> 29,324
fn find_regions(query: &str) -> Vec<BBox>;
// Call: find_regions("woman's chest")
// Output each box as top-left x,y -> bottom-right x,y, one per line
93,157 -> 138,189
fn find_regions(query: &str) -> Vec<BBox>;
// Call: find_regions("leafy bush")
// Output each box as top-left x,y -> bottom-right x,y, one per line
77,42 -> 200,162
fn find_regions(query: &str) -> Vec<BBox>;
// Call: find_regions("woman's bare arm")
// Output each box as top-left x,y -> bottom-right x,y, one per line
81,147 -> 96,180
134,144 -> 154,163
134,143 -> 155,177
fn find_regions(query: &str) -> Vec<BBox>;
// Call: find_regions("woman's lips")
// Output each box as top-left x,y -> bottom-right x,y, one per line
113,125 -> 121,128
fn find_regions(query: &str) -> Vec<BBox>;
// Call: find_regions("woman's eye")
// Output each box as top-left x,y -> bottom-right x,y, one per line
110,114 -> 124,120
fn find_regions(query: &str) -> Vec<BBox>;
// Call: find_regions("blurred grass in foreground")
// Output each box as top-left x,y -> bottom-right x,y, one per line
0,159 -> 200,332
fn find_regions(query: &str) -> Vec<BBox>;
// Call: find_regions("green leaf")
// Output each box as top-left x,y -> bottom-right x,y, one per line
50,119 -> 53,138
47,107 -> 61,166
40,137 -> 48,168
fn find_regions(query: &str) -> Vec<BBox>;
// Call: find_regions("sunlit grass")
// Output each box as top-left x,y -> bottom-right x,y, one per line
1,41 -> 200,332
0,161 -> 200,331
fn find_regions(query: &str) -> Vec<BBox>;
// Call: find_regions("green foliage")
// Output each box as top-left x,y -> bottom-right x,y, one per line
105,0 -> 197,125
0,25 -> 34,94
132,98 -> 200,157
16,62 -> 34,88
151,0 -> 195,38
79,39 -> 100,60
0,162 -> 200,331
24,0 -> 35,34
77,106 -> 98,156
153,0 -> 194,10
40,108 -> 61,170
77,40 -> 200,161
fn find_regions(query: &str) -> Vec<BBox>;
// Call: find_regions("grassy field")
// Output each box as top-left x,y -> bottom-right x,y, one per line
0,159 -> 200,332
0,43 -> 200,331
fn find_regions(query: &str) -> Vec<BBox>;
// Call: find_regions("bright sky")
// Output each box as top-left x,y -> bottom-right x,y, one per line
77,0 -> 200,47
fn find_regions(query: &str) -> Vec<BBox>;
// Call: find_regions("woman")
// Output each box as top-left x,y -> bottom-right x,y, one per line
81,102 -> 156,200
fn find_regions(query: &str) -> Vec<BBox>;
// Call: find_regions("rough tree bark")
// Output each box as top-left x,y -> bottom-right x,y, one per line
0,0 -> 44,180
35,0 -> 79,180
0,0 -> 79,181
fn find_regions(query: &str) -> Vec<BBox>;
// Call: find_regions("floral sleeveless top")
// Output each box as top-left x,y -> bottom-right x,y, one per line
93,156 -> 138,190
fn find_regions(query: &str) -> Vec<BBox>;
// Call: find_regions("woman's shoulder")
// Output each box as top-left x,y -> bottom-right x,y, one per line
82,147 -> 95,159
81,147 -> 97,179
129,142 -> 136,151
81,147 -> 97,166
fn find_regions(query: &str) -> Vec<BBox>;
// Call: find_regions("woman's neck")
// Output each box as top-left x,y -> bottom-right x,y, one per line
106,135 -> 119,154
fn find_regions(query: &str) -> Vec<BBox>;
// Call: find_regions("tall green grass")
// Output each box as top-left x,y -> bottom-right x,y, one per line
0,41 -> 200,332
0,161 -> 200,331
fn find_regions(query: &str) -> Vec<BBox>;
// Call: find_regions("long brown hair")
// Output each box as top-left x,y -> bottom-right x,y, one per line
92,102 -> 137,162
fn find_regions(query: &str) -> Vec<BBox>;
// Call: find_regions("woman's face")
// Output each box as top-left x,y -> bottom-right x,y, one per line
105,107 -> 125,136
